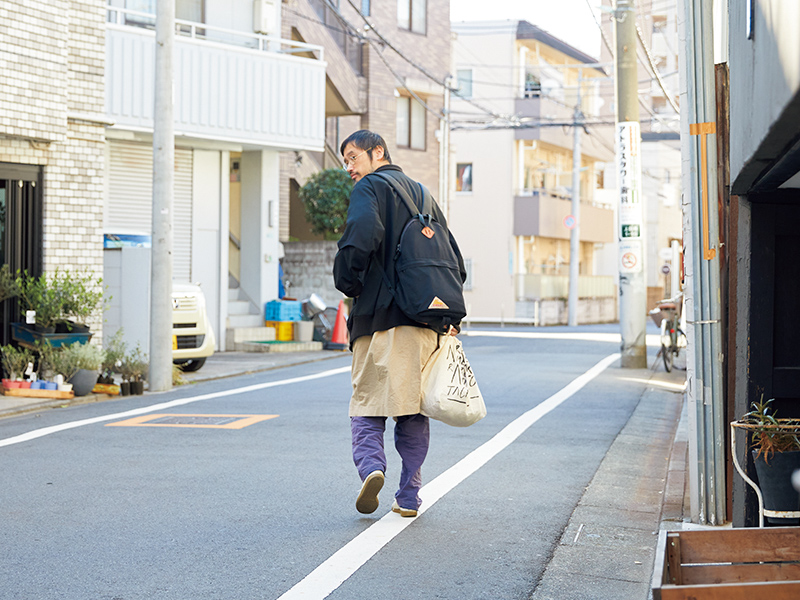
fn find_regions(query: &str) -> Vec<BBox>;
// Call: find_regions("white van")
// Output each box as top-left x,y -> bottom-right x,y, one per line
172,283 -> 215,371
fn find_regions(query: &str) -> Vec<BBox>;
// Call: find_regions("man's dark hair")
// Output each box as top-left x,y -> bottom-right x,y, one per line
340,130 -> 392,164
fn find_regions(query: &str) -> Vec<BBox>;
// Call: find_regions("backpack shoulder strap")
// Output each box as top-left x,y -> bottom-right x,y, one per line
373,171 -> 422,217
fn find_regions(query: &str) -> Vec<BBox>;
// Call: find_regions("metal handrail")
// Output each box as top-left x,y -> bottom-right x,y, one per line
106,6 -> 324,60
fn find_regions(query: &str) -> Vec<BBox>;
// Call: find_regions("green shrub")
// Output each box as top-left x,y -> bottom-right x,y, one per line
298,168 -> 353,240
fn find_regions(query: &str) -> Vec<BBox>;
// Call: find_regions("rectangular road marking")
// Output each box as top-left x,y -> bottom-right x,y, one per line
0,365 -> 351,448
105,413 -> 278,429
277,352 -> 621,600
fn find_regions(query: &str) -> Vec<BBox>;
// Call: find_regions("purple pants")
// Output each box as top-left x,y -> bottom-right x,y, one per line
351,414 -> 430,510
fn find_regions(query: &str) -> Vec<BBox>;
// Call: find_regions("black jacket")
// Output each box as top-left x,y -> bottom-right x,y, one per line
333,165 -> 466,344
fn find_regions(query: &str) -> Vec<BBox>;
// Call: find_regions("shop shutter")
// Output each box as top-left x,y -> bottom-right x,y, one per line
107,141 -> 193,282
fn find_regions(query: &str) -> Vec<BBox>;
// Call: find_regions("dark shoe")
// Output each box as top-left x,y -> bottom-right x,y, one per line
391,499 -> 418,518
356,470 -> 384,514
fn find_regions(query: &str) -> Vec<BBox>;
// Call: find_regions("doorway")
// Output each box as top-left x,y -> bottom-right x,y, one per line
0,162 -> 44,345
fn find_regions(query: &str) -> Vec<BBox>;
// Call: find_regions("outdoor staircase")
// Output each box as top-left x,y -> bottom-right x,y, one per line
225,287 -> 275,350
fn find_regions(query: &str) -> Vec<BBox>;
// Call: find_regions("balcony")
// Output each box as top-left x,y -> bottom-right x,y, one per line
513,191 -> 614,243
105,7 -> 327,151
514,94 -> 575,150
291,0 -> 367,116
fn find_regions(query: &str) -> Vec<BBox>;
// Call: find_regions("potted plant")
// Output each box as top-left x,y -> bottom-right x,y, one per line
121,343 -> 148,395
737,396 -> 800,524
40,341 -> 104,397
57,269 -> 105,333
15,270 -> 64,332
1,344 -> 34,388
99,329 -> 126,385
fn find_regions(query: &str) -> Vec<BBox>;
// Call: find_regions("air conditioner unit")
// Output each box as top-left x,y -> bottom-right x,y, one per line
254,0 -> 276,35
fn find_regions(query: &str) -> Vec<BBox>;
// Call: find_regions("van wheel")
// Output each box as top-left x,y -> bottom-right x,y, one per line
175,358 -> 206,372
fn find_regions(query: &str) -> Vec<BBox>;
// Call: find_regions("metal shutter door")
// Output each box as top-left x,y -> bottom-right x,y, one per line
107,141 -> 193,282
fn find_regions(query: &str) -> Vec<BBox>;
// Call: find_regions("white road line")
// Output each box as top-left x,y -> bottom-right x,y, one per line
0,366 -> 352,448
462,330 -> 662,347
277,352 -> 621,600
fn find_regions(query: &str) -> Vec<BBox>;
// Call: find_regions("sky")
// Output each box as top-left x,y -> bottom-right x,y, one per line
450,0 -> 602,59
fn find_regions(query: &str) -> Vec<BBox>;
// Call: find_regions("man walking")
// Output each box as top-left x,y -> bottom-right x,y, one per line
333,130 -> 466,517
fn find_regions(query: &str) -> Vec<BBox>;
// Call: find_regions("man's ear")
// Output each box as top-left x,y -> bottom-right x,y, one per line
372,145 -> 385,161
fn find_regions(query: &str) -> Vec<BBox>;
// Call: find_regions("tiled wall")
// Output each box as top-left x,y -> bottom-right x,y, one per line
0,0 -> 106,332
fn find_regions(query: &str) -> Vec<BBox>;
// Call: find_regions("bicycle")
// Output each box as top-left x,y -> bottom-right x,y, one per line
649,292 -> 687,372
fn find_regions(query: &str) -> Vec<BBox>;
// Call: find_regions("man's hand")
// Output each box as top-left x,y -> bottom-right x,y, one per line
448,325 -> 459,336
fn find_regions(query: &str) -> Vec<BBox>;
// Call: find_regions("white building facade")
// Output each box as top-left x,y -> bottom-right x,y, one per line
103,0 -> 326,351
449,21 -> 615,324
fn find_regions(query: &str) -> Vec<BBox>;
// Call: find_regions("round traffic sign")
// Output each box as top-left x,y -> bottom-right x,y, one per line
563,215 -> 576,230
621,252 -> 637,270
661,264 -> 671,275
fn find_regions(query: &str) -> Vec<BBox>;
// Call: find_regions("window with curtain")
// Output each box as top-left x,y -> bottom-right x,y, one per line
396,96 -> 426,150
398,0 -> 426,34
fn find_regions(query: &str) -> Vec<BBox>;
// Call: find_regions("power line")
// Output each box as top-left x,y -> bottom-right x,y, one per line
634,22 -> 679,112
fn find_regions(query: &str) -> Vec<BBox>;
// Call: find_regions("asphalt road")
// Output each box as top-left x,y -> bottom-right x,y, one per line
0,330 -> 657,600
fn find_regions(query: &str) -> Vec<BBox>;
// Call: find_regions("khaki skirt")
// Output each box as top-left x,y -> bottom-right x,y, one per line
349,326 -> 439,417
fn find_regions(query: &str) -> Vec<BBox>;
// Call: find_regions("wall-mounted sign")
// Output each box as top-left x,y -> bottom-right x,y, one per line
617,121 -> 643,241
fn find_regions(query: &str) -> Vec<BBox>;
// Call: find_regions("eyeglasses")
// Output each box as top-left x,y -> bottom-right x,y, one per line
342,147 -> 373,169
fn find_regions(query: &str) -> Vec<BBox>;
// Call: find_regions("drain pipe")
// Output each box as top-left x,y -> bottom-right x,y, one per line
681,0 -> 726,524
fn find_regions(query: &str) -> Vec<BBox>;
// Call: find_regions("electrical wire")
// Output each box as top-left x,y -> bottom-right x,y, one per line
635,22 -> 680,112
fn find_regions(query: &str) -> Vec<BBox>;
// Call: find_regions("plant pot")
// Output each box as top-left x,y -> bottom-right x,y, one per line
130,380 -> 144,395
3,379 -> 21,389
56,321 -> 91,334
19,380 -> 31,389
31,380 -> 45,389
120,381 -> 130,396
752,449 -> 800,525
67,369 -> 99,397
42,381 -> 57,390
58,383 -> 73,392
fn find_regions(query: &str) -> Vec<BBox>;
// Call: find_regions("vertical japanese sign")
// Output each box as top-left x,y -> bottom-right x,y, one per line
617,121 -> 643,273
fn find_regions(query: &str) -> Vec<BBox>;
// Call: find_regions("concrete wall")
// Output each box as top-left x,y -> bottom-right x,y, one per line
281,241 -> 343,308
729,0 -> 800,192
449,25 -> 517,320
515,298 -> 617,326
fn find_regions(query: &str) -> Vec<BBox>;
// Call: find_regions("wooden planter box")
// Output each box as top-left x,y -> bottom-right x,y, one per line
653,527 -> 800,599
2,386 -> 74,400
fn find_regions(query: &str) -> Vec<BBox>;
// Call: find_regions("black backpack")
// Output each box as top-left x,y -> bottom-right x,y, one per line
373,172 -> 467,335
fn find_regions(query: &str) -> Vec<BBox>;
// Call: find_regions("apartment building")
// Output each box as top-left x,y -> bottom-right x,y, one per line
449,20 -> 615,324
280,0 -> 450,305
102,0 -> 325,351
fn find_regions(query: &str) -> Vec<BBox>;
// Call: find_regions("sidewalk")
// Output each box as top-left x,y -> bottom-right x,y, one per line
530,364 -> 688,600
0,348 -> 345,420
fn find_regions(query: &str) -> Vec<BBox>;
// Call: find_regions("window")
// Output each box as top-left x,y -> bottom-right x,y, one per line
456,69 -> 473,99
361,0 -> 370,16
456,163 -> 473,193
396,96 -> 426,150
398,0 -> 426,34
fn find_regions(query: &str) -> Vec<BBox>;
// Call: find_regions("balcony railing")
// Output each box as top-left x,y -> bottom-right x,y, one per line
107,7 -> 324,58
105,7 -> 327,150
516,274 -> 616,301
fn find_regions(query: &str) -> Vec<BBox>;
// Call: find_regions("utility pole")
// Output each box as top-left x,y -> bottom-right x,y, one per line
150,0 -> 175,391
568,69 -> 583,327
615,0 -> 647,368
